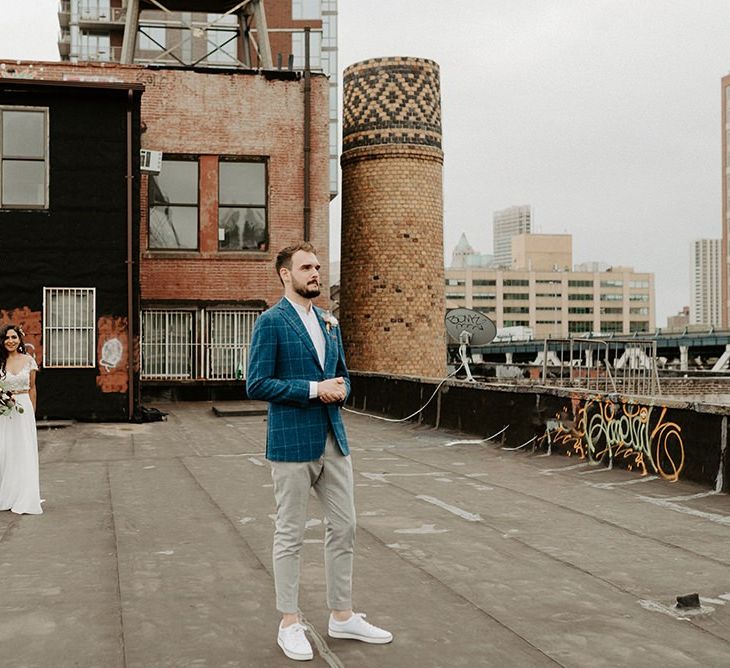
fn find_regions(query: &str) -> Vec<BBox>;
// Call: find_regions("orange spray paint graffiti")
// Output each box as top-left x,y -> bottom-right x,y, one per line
544,397 -> 685,482
96,316 -> 128,394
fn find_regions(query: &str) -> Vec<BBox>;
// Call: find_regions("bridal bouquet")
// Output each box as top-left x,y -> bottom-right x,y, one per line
0,382 -> 24,417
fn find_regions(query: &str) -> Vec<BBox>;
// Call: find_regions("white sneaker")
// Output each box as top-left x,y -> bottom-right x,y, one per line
328,612 -> 393,644
277,621 -> 314,661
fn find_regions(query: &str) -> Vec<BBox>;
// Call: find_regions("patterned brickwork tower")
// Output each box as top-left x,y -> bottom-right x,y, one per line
340,57 -> 446,378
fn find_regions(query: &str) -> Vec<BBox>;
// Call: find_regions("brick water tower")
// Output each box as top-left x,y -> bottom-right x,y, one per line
339,57 -> 446,378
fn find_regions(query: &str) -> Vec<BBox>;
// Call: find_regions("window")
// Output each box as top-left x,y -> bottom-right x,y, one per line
504,320 -> 529,327
600,279 -> 623,287
629,280 -> 649,289
218,160 -> 267,251
1,107 -> 48,208
600,307 -> 623,314
141,311 -> 193,379
141,308 -> 260,380
569,307 -> 593,314
206,13 -> 237,64
80,0 -> 110,19
600,321 -> 623,333
207,310 -> 258,379
80,32 -> 111,60
536,292 -> 561,298
629,294 -> 649,302
149,158 -> 199,250
503,293 -> 529,300
473,294 -> 495,300
503,279 -> 529,286
43,288 -> 95,367
445,278 -> 465,286
473,279 -> 496,286
601,293 -> 623,301
630,307 -> 649,316
292,30 -> 322,69
569,321 -> 591,333
138,25 -> 166,51
568,280 -> 593,287
630,321 -> 649,333
504,306 -> 529,313
293,0 -> 321,19
569,294 -> 592,301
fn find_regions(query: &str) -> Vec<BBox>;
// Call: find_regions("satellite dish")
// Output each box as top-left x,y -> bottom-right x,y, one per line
445,308 -> 497,346
445,308 -> 497,382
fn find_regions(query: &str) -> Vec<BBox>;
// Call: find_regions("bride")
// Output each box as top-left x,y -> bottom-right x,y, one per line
0,324 -> 42,514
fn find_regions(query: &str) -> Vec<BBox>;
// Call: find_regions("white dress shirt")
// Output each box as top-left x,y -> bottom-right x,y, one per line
286,297 -> 326,398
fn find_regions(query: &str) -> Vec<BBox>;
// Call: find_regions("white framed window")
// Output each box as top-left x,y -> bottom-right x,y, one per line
79,32 -> 111,61
43,288 -> 96,368
140,308 -> 260,380
1,106 -> 49,208
207,310 -> 258,379
141,310 -> 194,379
293,0 -> 321,20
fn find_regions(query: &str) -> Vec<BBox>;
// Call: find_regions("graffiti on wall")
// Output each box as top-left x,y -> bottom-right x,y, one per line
543,396 -> 685,482
96,316 -> 128,394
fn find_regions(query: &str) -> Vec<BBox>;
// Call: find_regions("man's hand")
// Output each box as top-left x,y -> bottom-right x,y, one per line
318,377 -> 346,404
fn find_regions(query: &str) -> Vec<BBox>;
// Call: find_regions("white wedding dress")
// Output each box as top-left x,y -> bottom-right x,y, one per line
0,357 -> 42,514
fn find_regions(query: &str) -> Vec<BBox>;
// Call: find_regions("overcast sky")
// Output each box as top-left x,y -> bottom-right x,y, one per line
2,1 -> 729,323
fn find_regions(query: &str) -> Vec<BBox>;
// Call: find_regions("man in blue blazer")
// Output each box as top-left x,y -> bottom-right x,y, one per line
247,242 -> 393,662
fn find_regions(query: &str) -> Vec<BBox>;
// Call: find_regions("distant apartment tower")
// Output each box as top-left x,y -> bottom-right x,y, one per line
690,239 -> 721,326
493,205 -> 531,267
57,0 -> 339,194
723,74 -> 730,326
444,233 -> 655,338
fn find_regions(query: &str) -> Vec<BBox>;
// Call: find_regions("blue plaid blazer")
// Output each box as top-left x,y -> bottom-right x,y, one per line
246,298 -> 350,462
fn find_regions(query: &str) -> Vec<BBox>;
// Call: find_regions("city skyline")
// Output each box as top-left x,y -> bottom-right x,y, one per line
2,1 -> 730,324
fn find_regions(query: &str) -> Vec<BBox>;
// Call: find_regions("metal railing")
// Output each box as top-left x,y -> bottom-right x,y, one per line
538,338 -> 662,396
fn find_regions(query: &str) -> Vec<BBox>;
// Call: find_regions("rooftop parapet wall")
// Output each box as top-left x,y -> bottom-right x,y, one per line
347,372 -> 730,492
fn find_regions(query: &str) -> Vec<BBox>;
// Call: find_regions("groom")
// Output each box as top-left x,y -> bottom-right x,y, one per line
246,242 -> 393,662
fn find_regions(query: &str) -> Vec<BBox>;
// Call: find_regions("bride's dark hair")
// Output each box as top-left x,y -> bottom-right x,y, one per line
0,324 -> 27,378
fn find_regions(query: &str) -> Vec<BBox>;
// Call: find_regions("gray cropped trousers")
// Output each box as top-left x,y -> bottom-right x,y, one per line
270,432 -> 356,613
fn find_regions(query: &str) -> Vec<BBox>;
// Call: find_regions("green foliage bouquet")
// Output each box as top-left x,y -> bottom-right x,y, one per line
0,381 -> 24,417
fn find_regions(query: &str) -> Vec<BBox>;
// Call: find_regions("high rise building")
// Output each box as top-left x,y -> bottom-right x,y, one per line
450,233 -> 493,268
444,233 -> 655,338
57,0 -> 339,195
690,239 -> 722,326
493,205 -> 531,267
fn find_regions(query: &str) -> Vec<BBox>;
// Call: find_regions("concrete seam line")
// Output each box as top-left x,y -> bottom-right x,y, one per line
300,614 -> 344,668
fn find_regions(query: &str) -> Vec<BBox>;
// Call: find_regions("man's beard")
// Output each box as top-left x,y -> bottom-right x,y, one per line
294,279 -> 321,299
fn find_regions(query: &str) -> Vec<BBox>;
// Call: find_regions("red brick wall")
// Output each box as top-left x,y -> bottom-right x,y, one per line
2,60 -> 331,310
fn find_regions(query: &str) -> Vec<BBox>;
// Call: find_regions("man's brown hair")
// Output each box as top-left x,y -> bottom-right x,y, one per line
275,242 -> 318,284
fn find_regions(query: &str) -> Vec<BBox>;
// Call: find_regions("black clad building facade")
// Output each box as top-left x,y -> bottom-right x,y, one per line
0,75 -> 142,420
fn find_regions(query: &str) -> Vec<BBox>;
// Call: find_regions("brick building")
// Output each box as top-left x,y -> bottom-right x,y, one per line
1,59 -> 330,411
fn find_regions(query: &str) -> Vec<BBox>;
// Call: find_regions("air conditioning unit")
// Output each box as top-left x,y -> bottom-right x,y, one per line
140,149 -> 163,173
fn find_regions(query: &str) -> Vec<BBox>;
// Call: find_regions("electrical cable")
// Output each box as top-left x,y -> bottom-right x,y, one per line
443,425 -> 508,447
342,363 -> 465,423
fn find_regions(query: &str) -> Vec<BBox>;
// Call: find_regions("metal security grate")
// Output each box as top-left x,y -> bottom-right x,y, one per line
140,311 -> 194,379
206,310 -> 258,380
43,287 -> 96,368
140,308 -> 260,380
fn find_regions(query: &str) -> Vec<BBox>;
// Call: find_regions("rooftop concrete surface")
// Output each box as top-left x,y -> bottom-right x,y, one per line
2,401 -> 730,667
